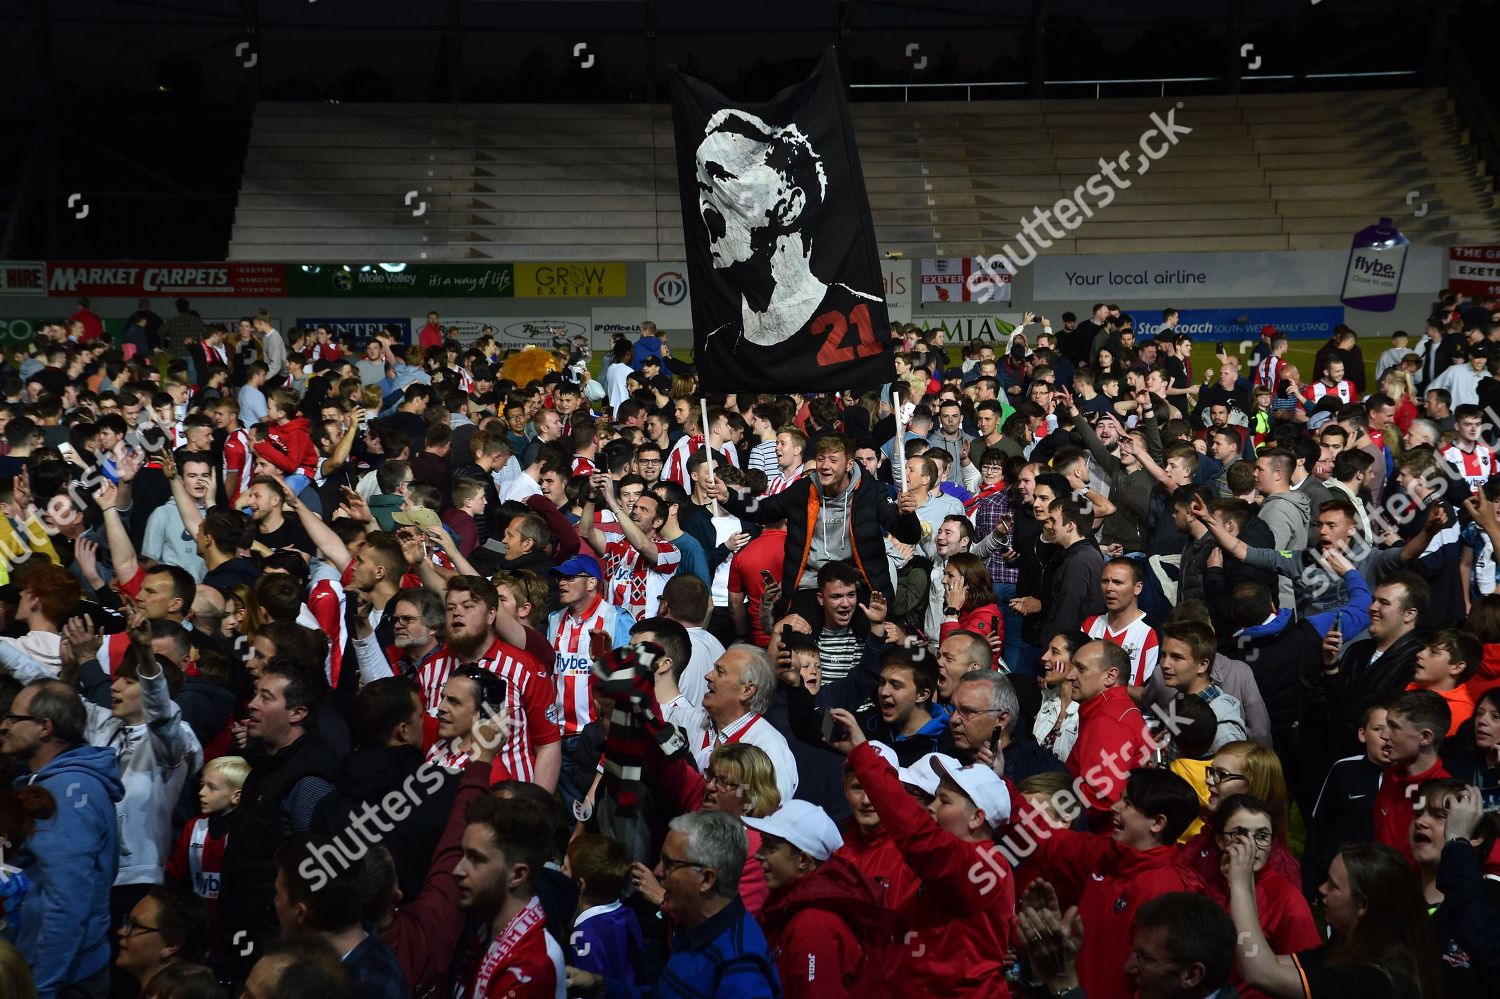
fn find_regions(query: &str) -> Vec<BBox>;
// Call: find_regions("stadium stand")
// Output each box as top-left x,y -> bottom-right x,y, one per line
231,88 -> 1499,262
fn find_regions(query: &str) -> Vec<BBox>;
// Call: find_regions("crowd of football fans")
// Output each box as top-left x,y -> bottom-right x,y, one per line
0,295 -> 1495,999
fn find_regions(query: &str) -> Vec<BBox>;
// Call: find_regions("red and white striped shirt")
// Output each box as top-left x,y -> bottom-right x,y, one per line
1441,441 -> 1498,491
1082,610 -> 1160,687
764,469 -> 804,496
571,455 -> 598,478
664,434 -> 739,486
416,637 -> 560,783
306,577 -> 348,687
603,536 -> 680,620
1255,354 -> 1286,388
548,595 -> 611,737
1301,379 -> 1356,406
222,427 -> 253,501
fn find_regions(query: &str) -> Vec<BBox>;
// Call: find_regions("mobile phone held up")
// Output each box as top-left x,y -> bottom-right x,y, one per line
820,710 -> 849,746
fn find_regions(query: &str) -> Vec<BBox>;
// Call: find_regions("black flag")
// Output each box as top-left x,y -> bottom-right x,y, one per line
670,50 -> 895,394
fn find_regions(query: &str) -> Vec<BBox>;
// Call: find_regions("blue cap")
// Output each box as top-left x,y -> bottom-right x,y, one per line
551,554 -> 603,582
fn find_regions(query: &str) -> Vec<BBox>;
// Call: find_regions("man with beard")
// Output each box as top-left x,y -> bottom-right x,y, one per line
416,575 -> 560,790
368,587 -> 444,681
217,656 -> 339,981
452,795 -> 563,999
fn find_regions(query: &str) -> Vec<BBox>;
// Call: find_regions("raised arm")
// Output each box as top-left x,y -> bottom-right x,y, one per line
274,469 -> 352,573
94,480 -> 139,586
162,451 -> 206,538
593,473 -> 663,565
320,407 -> 364,478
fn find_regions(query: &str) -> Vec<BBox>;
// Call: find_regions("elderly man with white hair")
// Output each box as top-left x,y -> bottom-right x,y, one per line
666,643 -> 800,801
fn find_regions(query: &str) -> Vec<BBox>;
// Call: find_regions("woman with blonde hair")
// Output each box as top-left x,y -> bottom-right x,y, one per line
1379,367 -> 1418,439
632,742 -> 781,916
1180,740 -> 1301,888
0,940 -> 34,999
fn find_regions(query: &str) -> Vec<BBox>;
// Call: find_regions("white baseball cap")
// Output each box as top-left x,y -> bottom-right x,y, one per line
864,741 -> 901,771
898,752 -> 947,798
930,754 -> 1012,828
742,800 -> 845,862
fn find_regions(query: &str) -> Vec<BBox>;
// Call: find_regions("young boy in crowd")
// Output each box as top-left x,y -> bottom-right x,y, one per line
564,834 -> 642,988
1303,703 -> 1390,899
1409,628 -> 1480,735
166,755 -> 248,916
1157,621 -> 1247,751
784,634 -> 822,696
1372,690 -> 1451,865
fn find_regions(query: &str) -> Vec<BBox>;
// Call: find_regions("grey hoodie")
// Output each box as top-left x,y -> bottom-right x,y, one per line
801,462 -> 862,587
1257,489 -> 1311,610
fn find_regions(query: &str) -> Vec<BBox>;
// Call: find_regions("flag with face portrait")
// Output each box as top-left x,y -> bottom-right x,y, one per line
670,49 -> 894,394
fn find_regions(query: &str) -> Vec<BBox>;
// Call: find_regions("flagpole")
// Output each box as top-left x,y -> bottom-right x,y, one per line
893,387 -> 908,493
700,400 -> 721,516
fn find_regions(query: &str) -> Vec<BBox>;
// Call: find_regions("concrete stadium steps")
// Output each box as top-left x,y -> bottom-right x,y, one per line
228,88 -> 1499,262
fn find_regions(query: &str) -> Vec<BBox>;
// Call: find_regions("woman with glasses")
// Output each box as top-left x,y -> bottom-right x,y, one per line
1204,794 -> 1319,992
1180,740 -> 1301,890
115,886 -> 212,997
1227,840 -> 1442,999
631,742 -> 781,918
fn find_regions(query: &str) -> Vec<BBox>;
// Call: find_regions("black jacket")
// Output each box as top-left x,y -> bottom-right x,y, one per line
308,744 -> 458,903
1433,840 -> 1500,998
1318,631 -> 1425,758
1302,753 -> 1382,899
724,465 -> 920,605
217,732 -> 340,979
1030,538 -> 1106,647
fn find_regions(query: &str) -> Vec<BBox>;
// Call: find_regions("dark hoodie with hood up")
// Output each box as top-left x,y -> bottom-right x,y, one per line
759,853 -> 893,999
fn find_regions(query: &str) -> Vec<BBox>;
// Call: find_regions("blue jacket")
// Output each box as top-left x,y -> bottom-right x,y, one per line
604,896 -> 778,999
15,744 -> 124,999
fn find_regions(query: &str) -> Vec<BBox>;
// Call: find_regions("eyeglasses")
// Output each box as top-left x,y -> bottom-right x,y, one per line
1206,767 -> 1248,787
0,714 -> 37,725
120,915 -> 162,938
658,853 -> 706,876
704,773 -> 741,792
953,706 -> 1003,719
1221,826 -> 1274,848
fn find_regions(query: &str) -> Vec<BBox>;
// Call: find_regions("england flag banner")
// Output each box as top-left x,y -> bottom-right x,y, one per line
669,50 -> 894,393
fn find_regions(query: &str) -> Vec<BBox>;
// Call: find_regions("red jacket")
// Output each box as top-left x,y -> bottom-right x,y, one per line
252,416 -> 320,478
1374,755 -> 1448,865
1179,827 -> 1301,900
1066,685 -> 1153,827
1197,865 -> 1319,999
419,322 -> 444,349
759,855 -> 892,999
939,603 -> 1003,645
849,742 -> 1015,999
833,823 -> 920,913
1467,644 -> 1500,700
1029,830 -> 1203,999
381,757 -> 505,996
